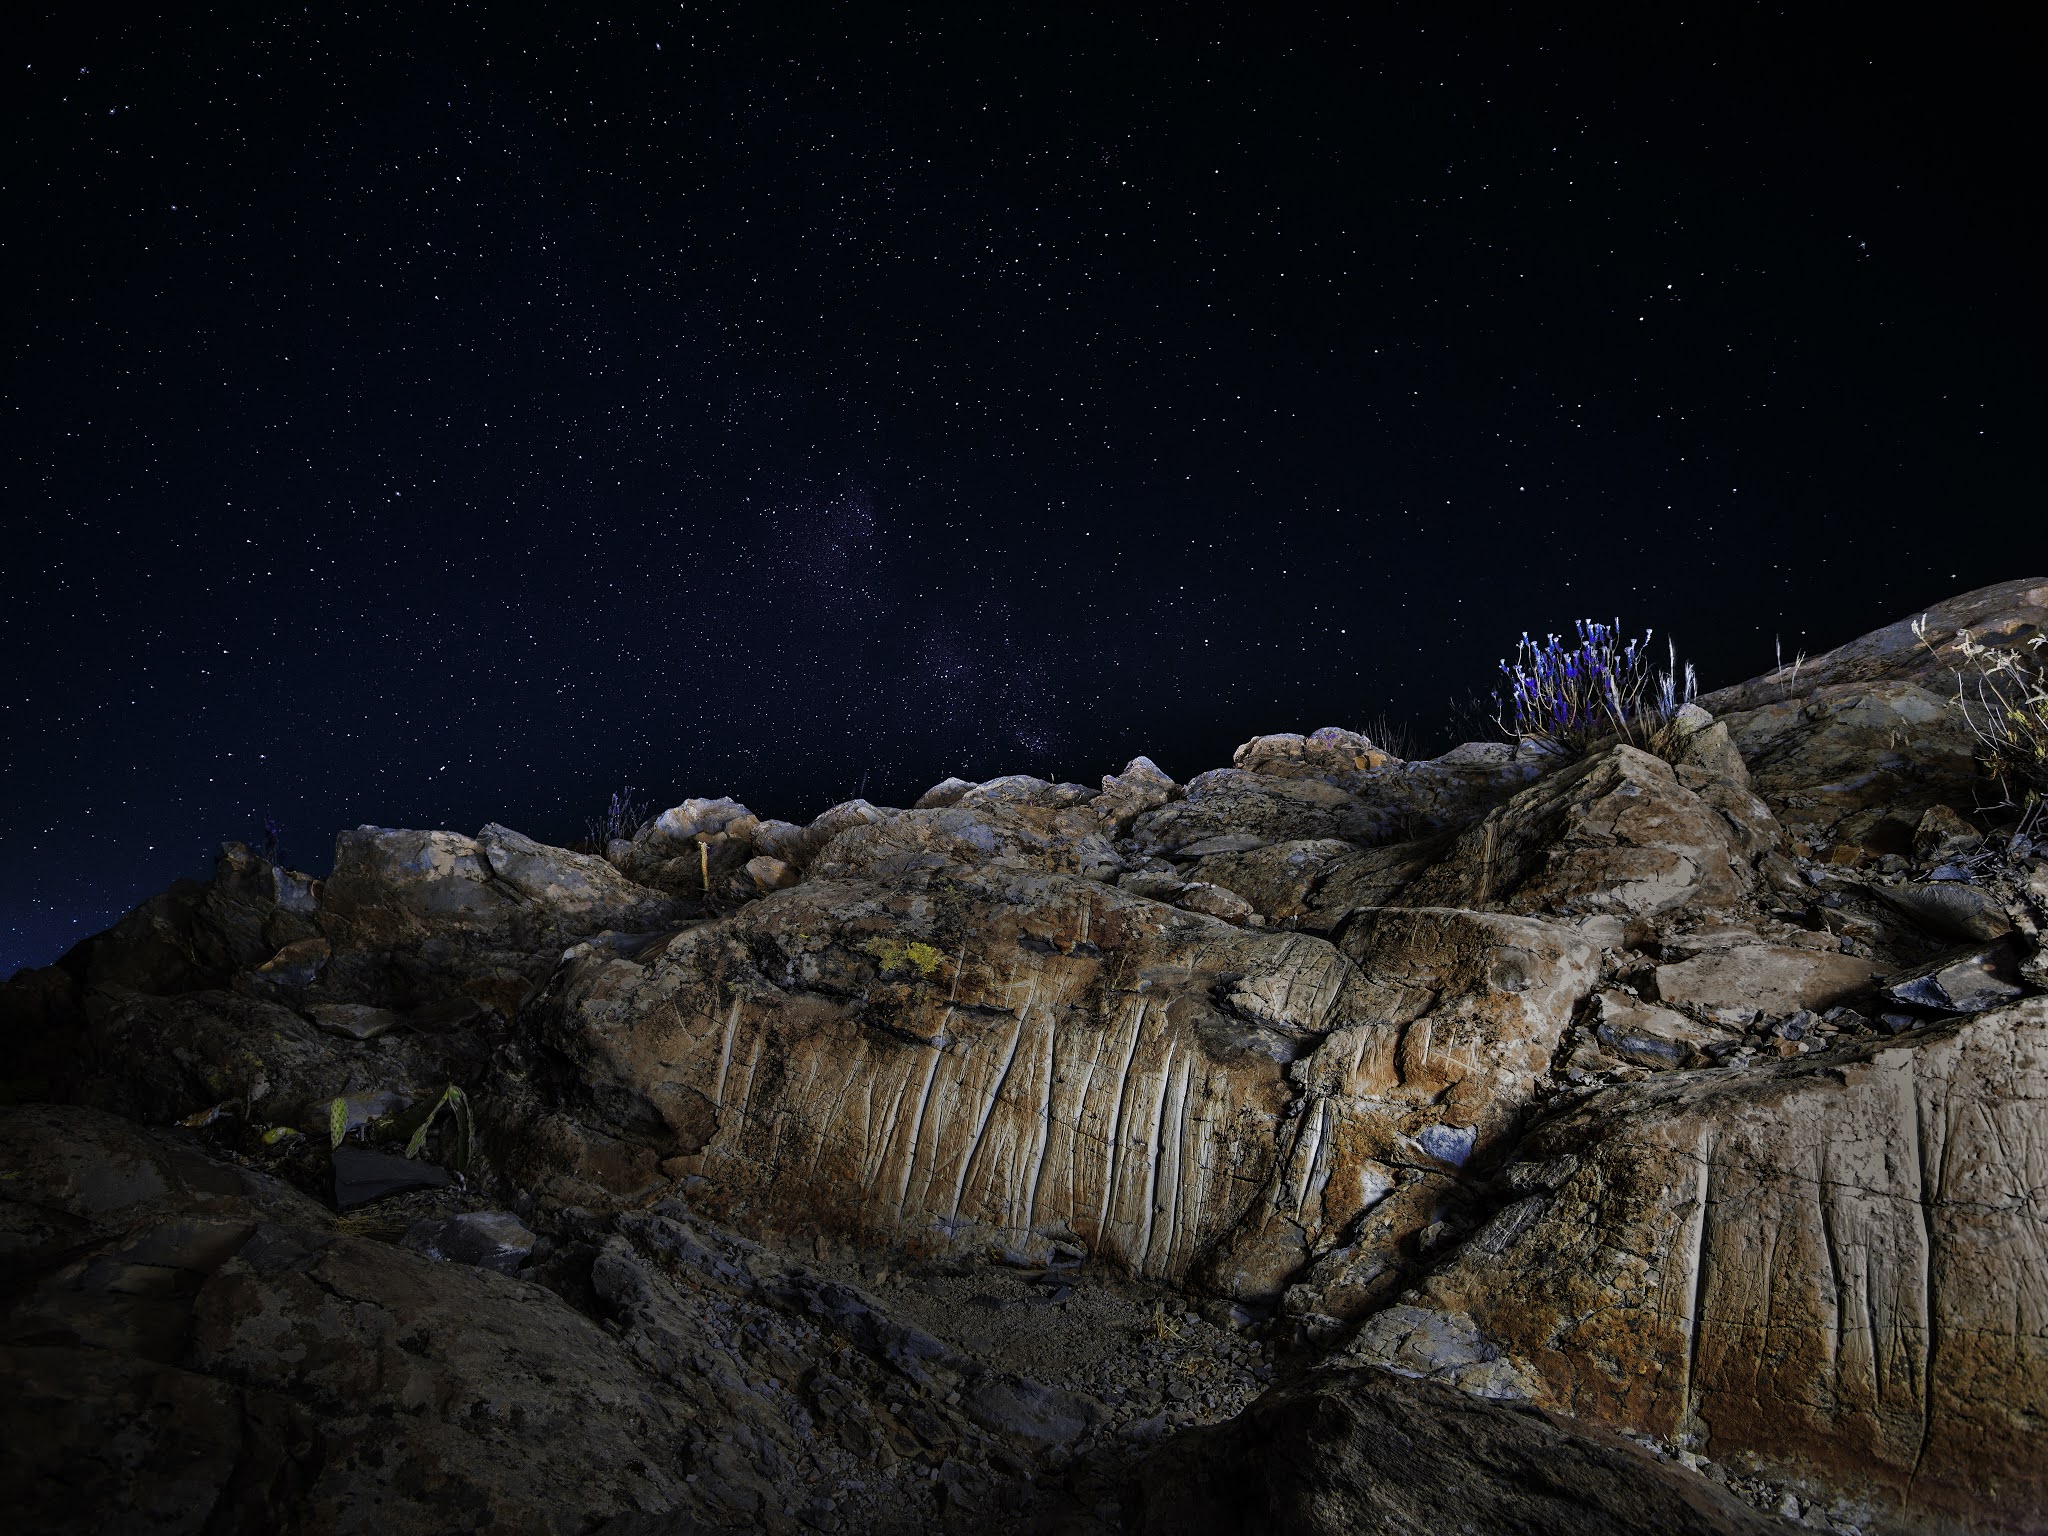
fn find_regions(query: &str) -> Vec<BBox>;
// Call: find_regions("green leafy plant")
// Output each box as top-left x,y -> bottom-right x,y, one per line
328,1095 -> 349,1149
404,1084 -> 474,1171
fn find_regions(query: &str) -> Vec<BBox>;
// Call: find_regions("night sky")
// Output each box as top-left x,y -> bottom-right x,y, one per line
4,4 -> 2036,974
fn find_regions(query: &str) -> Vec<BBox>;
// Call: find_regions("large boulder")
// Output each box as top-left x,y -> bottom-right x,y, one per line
523,865 -> 1375,1286
1402,744 -> 1775,919
1129,743 -> 1542,862
1342,998 -> 2048,1533
1210,908 -> 1600,1315
0,1104 -> 730,1535
808,778 -> 1122,882
1699,579 -> 2048,844
1133,1366 -> 1782,1536
1700,578 -> 2048,718
318,823 -> 681,1012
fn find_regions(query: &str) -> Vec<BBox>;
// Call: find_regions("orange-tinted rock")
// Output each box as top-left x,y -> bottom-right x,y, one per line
1344,999 -> 2048,1532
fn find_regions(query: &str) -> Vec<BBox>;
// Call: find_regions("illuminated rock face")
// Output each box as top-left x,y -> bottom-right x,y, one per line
6,577 -> 2045,1535
1345,999 -> 2048,1529
541,873 -> 1605,1300
541,868 -> 1353,1285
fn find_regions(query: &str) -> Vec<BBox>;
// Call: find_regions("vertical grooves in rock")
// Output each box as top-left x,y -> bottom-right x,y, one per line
1096,1001 -> 1148,1244
951,1016 -> 1025,1220
1910,1077 -> 1939,1481
710,994 -> 742,1106
1136,1042 -> 1178,1274
1683,1128 -> 1717,1424
1292,1097 -> 1328,1221
1021,1017 -> 1058,1235
894,1042 -> 945,1217
1815,1143 -> 1849,1376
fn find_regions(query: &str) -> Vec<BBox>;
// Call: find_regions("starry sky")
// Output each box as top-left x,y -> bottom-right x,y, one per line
4,3 -> 2036,974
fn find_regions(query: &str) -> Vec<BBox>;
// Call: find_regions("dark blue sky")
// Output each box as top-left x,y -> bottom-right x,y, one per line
4,3 -> 2036,973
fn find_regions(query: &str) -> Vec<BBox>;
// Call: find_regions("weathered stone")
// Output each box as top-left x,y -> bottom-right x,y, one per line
1093,755 -> 1179,833
1131,745 -> 1540,861
809,793 -> 1120,882
1715,680 -> 1982,841
1875,879 -> 2015,943
1175,881 -> 1258,924
0,1105 -> 779,1535
1404,745 -> 1764,918
320,824 -> 680,1011
1913,803 -> 1985,862
305,1001 -> 404,1040
1133,1366 -> 1781,1536
1232,726 -> 1394,776
1590,991 -> 1728,1070
1178,838 -> 1358,923
914,776 -> 978,810
1342,1000 -> 2048,1532
738,853 -> 794,893
528,866 -> 1370,1288
399,1208 -> 538,1273
69,988 -> 487,1134
1650,939 -> 1894,1017
1880,943 -> 2028,1014
1206,907 -> 1598,1312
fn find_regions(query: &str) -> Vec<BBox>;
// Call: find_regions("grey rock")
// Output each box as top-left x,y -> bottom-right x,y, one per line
400,1209 -> 538,1273
1881,943 -> 2028,1014
958,1371 -> 1101,1449
305,1001 -> 404,1039
913,776 -> 977,810
1133,1367 -> 1782,1536
1875,880 -> 2015,942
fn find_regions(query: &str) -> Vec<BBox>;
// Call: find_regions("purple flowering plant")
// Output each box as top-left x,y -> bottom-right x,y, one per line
1495,619 -> 1698,758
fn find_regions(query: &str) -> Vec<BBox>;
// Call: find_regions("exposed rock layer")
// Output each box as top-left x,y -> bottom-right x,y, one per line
4,577 -> 2047,1534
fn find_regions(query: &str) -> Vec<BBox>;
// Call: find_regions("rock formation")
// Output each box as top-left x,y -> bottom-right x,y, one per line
3,577 -> 2044,1534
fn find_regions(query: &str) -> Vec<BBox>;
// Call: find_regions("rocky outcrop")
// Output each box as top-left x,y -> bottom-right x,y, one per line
1132,1366 -> 1784,1535
4,576 -> 2047,1534
1342,1000 -> 2048,1532
530,866 -> 1359,1283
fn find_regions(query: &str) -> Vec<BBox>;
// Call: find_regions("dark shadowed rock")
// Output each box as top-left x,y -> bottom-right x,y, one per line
399,1208 -> 538,1272
329,1145 -> 453,1208
1132,1366 -> 1783,1536
1879,941 -> 2028,1014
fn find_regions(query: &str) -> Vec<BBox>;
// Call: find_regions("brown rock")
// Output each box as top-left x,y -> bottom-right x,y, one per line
535,866 -> 1367,1287
1209,907 -> 1599,1312
1342,999 -> 2048,1532
1701,578 -> 2048,718
1650,939 -> 1895,1018
1404,745 -> 1764,919
0,1105 -> 776,1535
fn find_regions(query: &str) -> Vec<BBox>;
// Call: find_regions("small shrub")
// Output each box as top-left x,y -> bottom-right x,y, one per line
1494,618 -> 1697,759
1913,616 -> 2048,813
1362,711 -> 1416,760
586,785 -> 648,851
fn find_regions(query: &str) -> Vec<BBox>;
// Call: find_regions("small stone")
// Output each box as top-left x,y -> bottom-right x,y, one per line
1772,1010 -> 1815,1041
1881,944 -> 2027,1015
1912,804 -> 1984,863
400,1210 -> 538,1274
